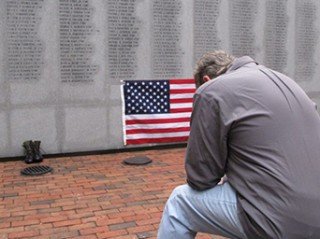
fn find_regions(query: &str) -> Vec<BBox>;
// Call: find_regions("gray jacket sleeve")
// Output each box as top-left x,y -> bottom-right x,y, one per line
185,91 -> 229,191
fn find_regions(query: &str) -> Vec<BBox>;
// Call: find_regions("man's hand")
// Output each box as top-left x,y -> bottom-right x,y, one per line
218,175 -> 228,185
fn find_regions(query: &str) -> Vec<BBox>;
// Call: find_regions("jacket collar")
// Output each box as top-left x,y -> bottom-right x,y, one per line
226,56 -> 258,73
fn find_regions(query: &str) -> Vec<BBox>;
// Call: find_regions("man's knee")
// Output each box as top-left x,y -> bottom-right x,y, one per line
164,184 -> 194,220
170,184 -> 191,199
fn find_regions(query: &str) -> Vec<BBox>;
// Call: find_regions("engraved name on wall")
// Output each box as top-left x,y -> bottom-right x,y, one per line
193,0 -> 221,62
151,0 -> 183,78
106,0 -> 141,81
59,0 -> 98,82
264,0 -> 288,73
5,0 -> 44,81
229,0 -> 257,57
295,0 -> 318,81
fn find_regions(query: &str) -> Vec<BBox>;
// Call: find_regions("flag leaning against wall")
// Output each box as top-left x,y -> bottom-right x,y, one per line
121,79 -> 196,145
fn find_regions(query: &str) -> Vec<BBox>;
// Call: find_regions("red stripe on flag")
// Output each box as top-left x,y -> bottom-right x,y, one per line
126,117 -> 190,125
126,136 -> 189,145
170,89 -> 196,94
170,79 -> 195,84
170,108 -> 193,113
170,98 -> 193,104
126,127 -> 190,135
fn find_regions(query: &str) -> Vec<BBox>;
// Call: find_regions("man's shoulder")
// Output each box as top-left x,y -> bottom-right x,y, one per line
196,69 -> 250,94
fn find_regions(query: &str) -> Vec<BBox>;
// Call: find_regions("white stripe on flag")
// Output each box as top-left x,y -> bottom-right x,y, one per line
170,93 -> 195,99
126,131 -> 190,140
126,122 -> 190,130
171,103 -> 193,109
170,84 -> 196,89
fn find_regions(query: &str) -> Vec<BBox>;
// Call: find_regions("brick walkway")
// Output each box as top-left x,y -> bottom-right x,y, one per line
0,147 -> 227,239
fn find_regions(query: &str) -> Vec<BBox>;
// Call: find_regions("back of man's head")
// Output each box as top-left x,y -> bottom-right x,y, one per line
194,50 -> 235,88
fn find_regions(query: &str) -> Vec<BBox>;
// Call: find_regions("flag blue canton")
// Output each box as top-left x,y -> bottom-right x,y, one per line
124,80 -> 170,115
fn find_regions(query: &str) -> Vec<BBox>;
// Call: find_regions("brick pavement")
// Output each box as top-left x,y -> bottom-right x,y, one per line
0,147 -> 227,239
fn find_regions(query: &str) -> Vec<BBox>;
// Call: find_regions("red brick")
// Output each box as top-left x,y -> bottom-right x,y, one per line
0,222 -> 10,229
108,221 -> 136,231
127,225 -> 154,234
108,211 -> 135,219
0,211 -> 10,218
136,217 -> 160,226
96,216 -> 124,226
111,236 -> 138,239
68,211 -> 95,220
75,235 -> 98,239
122,213 -> 150,223
11,209 -> 37,217
0,216 -> 24,223
97,229 -> 128,238
11,219 -> 40,227
62,203 -> 88,211
53,219 -> 82,227
0,226 -> 23,235
8,229 -> 39,238
25,222 -> 53,231
69,222 -> 96,231
40,215 -> 68,223
79,226 -> 106,236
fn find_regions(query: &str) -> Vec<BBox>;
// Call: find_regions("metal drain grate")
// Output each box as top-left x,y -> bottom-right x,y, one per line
21,165 -> 53,176
123,156 -> 152,165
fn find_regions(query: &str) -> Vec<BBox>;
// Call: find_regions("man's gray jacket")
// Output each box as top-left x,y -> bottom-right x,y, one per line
186,56 -> 320,238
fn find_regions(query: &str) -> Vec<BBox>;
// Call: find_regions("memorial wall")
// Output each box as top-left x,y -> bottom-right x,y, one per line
0,0 -> 319,157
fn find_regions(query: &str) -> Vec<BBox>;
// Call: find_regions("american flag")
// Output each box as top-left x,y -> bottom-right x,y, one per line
122,79 -> 196,145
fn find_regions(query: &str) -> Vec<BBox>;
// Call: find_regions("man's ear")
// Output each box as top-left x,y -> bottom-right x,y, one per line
203,75 -> 211,83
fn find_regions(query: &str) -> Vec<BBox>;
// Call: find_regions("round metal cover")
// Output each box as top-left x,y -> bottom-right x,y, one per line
21,165 -> 53,176
123,156 -> 152,165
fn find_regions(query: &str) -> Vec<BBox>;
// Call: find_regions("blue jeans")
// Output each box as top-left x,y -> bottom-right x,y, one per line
157,183 -> 247,239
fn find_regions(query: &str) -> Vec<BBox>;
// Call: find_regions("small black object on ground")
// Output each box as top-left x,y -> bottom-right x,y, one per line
21,165 -> 53,176
22,140 -> 44,164
123,156 -> 152,165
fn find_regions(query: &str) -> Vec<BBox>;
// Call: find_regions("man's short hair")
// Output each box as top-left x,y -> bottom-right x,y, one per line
194,51 -> 235,88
